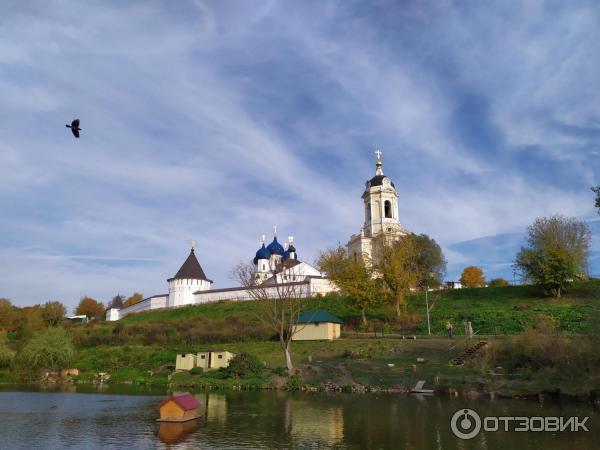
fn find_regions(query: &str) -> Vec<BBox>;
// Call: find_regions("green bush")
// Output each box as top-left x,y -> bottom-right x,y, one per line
272,366 -> 287,377
285,374 -> 303,391
190,366 -> 203,375
220,352 -> 264,379
22,328 -> 75,370
0,333 -> 15,368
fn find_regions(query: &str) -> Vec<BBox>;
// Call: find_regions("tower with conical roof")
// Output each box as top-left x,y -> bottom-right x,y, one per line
347,150 -> 406,263
168,241 -> 213,307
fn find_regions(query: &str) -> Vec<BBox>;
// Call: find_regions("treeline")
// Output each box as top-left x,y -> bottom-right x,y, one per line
0,292 -> 146,334
318,214 -> 594,326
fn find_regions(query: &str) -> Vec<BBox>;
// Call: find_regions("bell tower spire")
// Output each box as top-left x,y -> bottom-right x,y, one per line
375,149 -> 383,175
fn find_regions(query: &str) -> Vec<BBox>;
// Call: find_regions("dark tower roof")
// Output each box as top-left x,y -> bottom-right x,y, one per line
168,249 -> 211,282
366,175 -> 395,188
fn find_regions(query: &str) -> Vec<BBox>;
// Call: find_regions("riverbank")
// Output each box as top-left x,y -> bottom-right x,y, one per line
4,336 -> 599,405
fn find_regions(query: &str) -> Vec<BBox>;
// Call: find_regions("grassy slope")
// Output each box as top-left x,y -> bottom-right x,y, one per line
121,279 -> 600,335
57,280 -> 600,397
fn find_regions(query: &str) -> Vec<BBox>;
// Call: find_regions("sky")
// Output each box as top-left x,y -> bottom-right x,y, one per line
1,0 -> 599,310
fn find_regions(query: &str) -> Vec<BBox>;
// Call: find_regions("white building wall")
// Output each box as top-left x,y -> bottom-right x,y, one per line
168,278 -> 211,307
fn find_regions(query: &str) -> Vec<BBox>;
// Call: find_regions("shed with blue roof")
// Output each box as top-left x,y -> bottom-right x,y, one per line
291,310 -> 343,341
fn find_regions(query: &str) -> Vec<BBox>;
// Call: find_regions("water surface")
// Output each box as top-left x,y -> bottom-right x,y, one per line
0,385 -> 598,449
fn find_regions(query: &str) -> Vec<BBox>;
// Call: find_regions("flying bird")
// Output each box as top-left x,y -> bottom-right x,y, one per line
66,119 -> 81,138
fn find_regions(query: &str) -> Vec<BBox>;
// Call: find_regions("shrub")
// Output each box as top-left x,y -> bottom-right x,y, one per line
0,333 -> 15,368
190,366 -> 203,375
285,374 -> 303,391
221,353 -> 264,379
22,328 -> 75,370
272,366 -> 287,377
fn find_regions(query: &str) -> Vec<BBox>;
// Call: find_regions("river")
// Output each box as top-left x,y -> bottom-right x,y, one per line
0,385 -> 598,449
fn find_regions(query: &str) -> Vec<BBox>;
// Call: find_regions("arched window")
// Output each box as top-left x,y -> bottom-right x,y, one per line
365,202 -> 371,220
384,200 -> 392,218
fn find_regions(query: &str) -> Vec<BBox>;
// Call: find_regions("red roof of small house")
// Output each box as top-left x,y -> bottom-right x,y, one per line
160,392 -> 201,411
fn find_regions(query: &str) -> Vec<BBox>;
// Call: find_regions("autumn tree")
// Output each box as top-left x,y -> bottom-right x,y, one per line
374,234 -> 418,318
123,293 -> 144,308
75,297 -> 105,319
460,266 -> 485,288
40,301 -> 66,327
593,186 -> 600,215
317,245 -> 382,326
515,215 -> 591,297
488,278 -> 509,287
22,328 -> 74,371
0,298 -> 18,331
232,261 -> 312,374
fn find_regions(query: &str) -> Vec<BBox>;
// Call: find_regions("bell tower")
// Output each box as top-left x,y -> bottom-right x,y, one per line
347,150 -> 405,263
362,150 -> 402,237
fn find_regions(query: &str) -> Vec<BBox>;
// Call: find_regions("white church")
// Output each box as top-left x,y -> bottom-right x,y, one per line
106,233 -> 335,321
106,151 -> 402,321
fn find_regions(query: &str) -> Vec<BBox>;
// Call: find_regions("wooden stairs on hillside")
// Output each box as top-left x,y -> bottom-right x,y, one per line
451,341 -> 488,366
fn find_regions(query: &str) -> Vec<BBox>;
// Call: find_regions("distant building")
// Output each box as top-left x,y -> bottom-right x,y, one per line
445,281 -> 462,289
106,236 -> 336,321
292,310 -> 343,341
66,315 -> 89,323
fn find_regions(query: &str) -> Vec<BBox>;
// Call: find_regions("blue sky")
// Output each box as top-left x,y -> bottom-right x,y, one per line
1,0 -> 598,310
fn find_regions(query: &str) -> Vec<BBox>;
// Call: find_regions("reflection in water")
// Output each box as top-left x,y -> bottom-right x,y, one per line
286,397 -> 344,446
0,386 -> 599,449
157,421 -> 200,444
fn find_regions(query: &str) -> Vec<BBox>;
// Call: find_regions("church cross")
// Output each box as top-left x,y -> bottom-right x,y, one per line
375,149 -> 382,160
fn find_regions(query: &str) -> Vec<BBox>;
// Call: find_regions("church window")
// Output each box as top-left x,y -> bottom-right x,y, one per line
366,202 -> 371,220
384,200 -> 392,218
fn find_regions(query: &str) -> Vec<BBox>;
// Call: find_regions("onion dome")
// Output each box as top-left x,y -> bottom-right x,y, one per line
288,244 -> 296,253
267,236 -> 285,255
367,151 -> 395,188
253,243 -> 271,264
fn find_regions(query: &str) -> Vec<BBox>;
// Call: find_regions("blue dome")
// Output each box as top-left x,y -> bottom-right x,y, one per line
267,236 -> 285,255
254,243 -> 271,262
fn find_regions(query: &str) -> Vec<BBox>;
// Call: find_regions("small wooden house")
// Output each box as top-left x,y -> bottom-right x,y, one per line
158,392 -> 202,422
292,310 -> 343,341
196,351 -> 235,370
175,353 -> 196,371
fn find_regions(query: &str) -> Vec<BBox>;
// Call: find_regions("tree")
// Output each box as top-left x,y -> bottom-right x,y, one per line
40,301 -> 66,327
412,234 -> 447,289
0,298 -> 18,330
75,297 -> 105,319
123,293 -> 144,308
22,328 -> 74,371
460,266 -> 485,288
374,234 -> 419,318
488,278 -> 509,287
232,261 -> 312,374
514,215 -> 591,298
0,332 -> 15,368
317,245 -> 382,326
593,186 -> 600,215
108,294 -> 125,309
